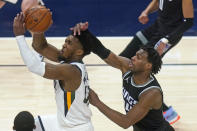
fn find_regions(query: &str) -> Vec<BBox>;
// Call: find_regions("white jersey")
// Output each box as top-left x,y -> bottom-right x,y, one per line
54,62 -> 92,128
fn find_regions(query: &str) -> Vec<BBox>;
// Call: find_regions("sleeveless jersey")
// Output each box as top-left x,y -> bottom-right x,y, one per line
158,0 -> 183,29
54,62 -> 92,128
122,71 -> 164,130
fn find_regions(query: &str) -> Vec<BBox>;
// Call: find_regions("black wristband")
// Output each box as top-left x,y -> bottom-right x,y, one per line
166,18 -> 194,43
83,30 -> 111,59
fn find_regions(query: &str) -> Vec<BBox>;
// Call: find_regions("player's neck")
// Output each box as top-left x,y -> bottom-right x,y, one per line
132,72 -> 151,85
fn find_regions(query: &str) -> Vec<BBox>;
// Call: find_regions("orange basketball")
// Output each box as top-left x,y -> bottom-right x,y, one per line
24,5 -> 53,32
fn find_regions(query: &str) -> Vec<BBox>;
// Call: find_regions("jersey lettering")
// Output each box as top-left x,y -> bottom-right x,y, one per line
83,71 -> 90,105
123,88 -> 138,112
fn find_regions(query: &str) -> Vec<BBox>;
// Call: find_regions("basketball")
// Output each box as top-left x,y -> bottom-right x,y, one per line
24,5 -> 53,32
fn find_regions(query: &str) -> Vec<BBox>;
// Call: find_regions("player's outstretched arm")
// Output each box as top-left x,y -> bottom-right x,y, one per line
14,13 -> 81,91
87,29 -> 130,74
71,22 -> 130,74
89,88 -> 162,129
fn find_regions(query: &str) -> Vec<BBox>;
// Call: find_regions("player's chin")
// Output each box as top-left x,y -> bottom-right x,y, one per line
58,55 -> 67,62
128,66 -> 134,71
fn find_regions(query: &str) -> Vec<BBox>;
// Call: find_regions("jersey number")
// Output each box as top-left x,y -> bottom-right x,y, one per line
83,85 -> 90,104
83,72 -> 90,105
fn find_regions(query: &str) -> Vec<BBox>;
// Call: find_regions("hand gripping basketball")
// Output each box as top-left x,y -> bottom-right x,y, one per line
24,5 -> 53,33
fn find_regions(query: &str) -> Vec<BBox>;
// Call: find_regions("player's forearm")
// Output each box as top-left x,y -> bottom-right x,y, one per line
32,33 -> 48,53
82,30 -> 110,59
96,101 -> 131,129
143,0 -> 159,15
166,18 -> 194,43
166,0 -> 194,43
16,35 -> 46,76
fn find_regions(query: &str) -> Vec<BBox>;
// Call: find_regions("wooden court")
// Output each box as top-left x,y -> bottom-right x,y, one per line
0,37 -> 197,131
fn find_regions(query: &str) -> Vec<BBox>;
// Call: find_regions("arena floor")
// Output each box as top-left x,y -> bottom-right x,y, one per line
0,37 -> 197,131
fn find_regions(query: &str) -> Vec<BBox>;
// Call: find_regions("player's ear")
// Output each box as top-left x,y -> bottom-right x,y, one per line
146,63 -> 152,71
76,49 -> 84,56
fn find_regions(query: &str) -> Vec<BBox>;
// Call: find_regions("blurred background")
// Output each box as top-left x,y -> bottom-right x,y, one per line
0,0 -> 197,37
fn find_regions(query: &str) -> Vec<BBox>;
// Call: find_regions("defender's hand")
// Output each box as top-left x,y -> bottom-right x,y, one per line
70,22 -> 89,35
13,12 -> 26,36
89,88 -> 100,107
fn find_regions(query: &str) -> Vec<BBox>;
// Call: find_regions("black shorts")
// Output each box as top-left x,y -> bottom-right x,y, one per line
142,20 -> 182,47
133,121 -> 174,131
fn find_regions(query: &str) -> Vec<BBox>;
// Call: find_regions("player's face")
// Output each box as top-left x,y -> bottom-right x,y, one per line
129,49 -> 150,73
60,35 -> 82,60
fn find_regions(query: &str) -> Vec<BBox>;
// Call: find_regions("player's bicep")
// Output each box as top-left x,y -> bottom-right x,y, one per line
104,52 -> 130,73
43,63 -> 80,80
182,0 -> 194,18
126,89 -> 162,125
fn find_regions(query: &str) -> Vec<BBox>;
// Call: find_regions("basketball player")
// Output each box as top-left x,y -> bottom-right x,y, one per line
71,23 -> 174,131
13,111 -> 36,131
13,12 -> 94,131
119,0 -> 194,124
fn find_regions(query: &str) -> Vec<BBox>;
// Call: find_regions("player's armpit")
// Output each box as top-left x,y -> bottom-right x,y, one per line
44,63 -> 81,81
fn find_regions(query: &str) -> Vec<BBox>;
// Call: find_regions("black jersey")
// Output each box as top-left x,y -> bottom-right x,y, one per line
122,71 -> 165,130
140,0 -> 184,46
158,0 -> 183,30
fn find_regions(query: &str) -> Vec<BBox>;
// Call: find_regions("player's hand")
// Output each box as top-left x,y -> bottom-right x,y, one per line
70,22 -> 89,36
154,42 -> 171,56
155,42 -> 166,56
89,88 -> 101,107
138,11 -> 149,24
13,12 -> 26,36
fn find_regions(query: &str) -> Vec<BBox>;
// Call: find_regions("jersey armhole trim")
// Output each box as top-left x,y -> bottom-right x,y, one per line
38,115 -> 45,131
72,65 -> 82,78
138,86 -> 162,99
122,71 -> 131,79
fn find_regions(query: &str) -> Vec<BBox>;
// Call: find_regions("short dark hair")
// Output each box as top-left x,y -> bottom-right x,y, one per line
141,46 -> 162,74
71,30 -> 92,56
14,111 -> 35,131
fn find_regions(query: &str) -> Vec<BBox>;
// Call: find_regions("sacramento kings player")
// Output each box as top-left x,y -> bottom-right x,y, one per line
119,0 -> 194,124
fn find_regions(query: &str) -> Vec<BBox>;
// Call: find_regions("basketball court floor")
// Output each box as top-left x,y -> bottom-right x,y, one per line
0,37 -> 197,131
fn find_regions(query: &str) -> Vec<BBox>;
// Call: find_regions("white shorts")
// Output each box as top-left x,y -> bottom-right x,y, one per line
34,115 -> 94,131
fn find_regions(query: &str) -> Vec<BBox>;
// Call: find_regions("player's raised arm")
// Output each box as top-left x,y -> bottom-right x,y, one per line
13,13 -> 81,91
86,29 -> 130,74
71,22 -> 130,74
89,87 -> 163,129
32,33 -> 60,62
